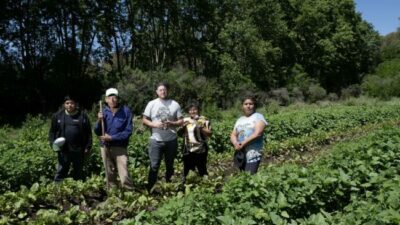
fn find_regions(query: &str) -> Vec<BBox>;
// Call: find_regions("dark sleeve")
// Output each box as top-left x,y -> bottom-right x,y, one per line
83,113 -> 93,150
48,113 -> 58,148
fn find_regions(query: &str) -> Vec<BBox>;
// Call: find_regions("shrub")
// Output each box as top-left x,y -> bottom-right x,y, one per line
340,84 -> 361,100
362,75 -> 400,99
115,67 -> 221,114
290,87 -> 305,103
307,84 -> 327,103
269,88 -> 290,106
264,99 -> 280,115
327,93 -> 339,101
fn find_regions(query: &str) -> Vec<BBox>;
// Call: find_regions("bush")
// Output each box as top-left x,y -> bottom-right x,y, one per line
269,88 -> 290,106
264,100 -> 280,115
290,87 -> 305,103
307,84 -> 327,103
286,64 -> 316,94
327,93 -> 339,101
362,74 -> 400,99
340,84 -> 361,100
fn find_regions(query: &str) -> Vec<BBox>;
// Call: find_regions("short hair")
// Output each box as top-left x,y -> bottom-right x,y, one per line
63,95 -> 76,103
186,101 -> 200,112
241,95 -> 258,109
156,82 -> 169,91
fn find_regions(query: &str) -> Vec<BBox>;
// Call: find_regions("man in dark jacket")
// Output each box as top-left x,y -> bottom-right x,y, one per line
49,95 -> 92,182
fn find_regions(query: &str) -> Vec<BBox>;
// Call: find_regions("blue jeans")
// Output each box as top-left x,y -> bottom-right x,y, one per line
147,139 -> 177,191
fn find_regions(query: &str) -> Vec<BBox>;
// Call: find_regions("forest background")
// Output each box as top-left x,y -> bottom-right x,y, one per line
1,0 -> 400,124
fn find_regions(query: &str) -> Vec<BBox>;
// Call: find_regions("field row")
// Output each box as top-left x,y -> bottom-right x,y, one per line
0,121 -> 399,223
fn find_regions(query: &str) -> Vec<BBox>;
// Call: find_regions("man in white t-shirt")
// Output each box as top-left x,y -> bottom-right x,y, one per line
142,82 -> 184,192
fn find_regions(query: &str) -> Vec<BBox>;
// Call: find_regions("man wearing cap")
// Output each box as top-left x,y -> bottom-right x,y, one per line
142,82 -> 184,192
94,88 -> 134,190
49,95 -> 92,182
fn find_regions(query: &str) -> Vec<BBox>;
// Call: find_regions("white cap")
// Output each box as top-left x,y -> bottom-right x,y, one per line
52,137 -> 66,152
106,88 -> 119,97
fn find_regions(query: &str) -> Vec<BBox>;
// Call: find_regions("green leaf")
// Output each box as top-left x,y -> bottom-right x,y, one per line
277,192 -> 288,208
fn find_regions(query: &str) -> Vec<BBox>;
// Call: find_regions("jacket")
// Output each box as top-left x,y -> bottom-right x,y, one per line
94,105 -> 133,147
48,109 -> 93,152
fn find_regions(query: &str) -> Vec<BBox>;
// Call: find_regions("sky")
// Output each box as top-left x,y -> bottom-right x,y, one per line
355,0 -> 400,35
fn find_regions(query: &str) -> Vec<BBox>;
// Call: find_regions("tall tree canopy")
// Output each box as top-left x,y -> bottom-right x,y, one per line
0,0 -> 380,122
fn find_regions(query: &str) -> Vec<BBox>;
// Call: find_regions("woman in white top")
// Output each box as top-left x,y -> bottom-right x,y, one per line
230,95 -> 268,174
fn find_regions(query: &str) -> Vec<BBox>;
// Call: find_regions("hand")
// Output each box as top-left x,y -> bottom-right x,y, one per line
100,133 -> 112,142
152,121 -> 165,129
233,142 -> 242,150
164,120 -> 174,126
97,112 -> 103,121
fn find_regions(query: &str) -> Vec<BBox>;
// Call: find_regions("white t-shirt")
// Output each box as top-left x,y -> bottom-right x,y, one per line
234,112 -> 268,163
143,98 -> 183,141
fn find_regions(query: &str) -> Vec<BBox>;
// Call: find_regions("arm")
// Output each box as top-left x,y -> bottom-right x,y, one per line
201,126 -> 212,137
230,129 -> 241,151
239,121 -> 266,149
142,115 -> 164,129
200,121 -> 212,137
165,117 -> 184,127
165,102 -> 184,127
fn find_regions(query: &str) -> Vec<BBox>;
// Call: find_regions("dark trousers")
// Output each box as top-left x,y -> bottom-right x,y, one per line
239,160 -> 261,175
182,151 -> 208,183
54,150 -> 83,182
147,139 -> 177,191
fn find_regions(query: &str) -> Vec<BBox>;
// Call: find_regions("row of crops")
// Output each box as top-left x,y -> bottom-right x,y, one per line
140,124 -> 400,224
0,99 -> 399,224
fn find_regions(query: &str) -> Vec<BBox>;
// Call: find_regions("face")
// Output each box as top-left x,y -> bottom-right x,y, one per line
156,85 -> 168,99
188,106 -> 199,118
105,95 -> 119,108
64,100 -> 77,113
242,99 -> 255,116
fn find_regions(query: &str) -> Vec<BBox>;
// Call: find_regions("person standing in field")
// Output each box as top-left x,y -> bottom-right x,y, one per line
94,88 -> 134,190
179,102 -> 212,184
230,95 -> 268,174
49,95 -> 92,182
142,82 -> 184,193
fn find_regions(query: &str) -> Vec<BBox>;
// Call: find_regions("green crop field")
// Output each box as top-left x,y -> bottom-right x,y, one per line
1,99 -> 400,224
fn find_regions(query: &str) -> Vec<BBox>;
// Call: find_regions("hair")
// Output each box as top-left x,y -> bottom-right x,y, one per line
64,95 -> 77,103
186,101 -> 200,112
155,82 -> 169,91
241,94 -> 258,109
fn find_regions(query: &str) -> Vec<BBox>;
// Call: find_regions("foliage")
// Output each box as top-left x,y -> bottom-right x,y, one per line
268,88 -> 290,106
1,100 -> 400,223
0,0 -> 381,122
362,75 -> 400,100
340,84 -> 362,99
307,84 -> 327,103
380,30 -> 400,61
144,124 -> 400,224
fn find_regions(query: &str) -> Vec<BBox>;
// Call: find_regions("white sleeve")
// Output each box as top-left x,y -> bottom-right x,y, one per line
143,101 -> 153,118
255,113 -> 268,126
233,119 -> 240,131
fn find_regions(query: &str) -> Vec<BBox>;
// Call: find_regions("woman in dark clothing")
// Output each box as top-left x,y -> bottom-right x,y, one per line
180,102 -> 212,184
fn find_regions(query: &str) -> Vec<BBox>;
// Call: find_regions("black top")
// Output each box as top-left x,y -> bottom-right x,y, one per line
64,113 -> 83,151
49,109 -> 92,152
